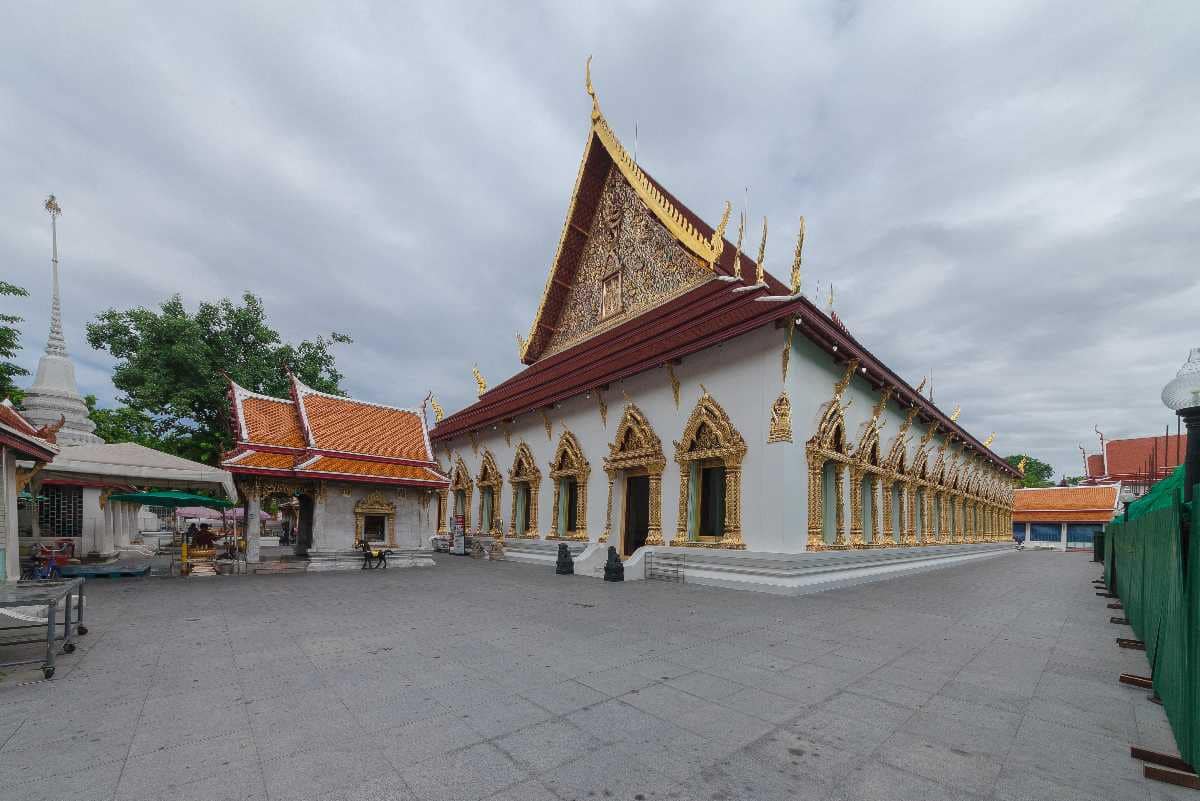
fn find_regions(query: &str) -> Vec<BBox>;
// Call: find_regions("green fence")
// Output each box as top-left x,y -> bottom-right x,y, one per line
1103,468 -> 1197,768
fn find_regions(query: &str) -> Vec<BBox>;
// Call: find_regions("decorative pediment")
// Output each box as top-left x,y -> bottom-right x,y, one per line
853,387 -> 893,466
885,407 -> 919,472
509,442 -> 541,483
354,491 -> 395,515
809,359 -> 859,455
605,404 -> 664,472
477,450 -> 501,485
676,391 -> 746,464
549,430 -> 589,479
450,457 -> 473,492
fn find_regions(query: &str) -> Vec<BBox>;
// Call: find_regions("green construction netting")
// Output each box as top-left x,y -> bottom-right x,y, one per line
1103,478 -> 1197,767
1125,464 -> 1185,522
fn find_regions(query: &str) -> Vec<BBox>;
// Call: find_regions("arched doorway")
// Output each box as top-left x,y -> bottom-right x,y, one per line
603,404 -> 665,555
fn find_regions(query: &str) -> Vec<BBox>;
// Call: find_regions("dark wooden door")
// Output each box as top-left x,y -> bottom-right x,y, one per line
624,475 -> 650,555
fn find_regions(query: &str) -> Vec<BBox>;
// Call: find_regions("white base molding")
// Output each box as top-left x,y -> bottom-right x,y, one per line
613,543 -> 1014,595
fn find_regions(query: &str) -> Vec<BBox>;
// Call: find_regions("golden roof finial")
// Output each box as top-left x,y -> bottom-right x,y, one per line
585,55 -> 601,122
44,194 -> 62,216
949,404 -> 961,422
708,201 -> 731,270
828,283 -> 835,313
983,433 -> 996,448
430,395 -> 445,423
731,212 -> 745,280
1017,456 -> 1027,474
515,332 -> 527,358
914,376 -> 928,395
472,365 -> 487,398
754,216 -> 767,285
790,216 -> 805,294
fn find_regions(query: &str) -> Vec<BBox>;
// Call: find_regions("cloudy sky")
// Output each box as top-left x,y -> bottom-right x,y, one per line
2,2 -> 1197,477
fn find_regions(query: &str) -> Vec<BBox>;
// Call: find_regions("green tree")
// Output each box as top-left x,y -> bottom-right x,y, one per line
1005,454 -> 1055,488
0,281 -> 30,403
86,292 -> 351,464
85,395 -> 178,451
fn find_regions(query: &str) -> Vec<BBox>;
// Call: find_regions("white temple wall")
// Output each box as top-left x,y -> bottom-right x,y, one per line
440,324 -> 817,553
313,482 -> 437,552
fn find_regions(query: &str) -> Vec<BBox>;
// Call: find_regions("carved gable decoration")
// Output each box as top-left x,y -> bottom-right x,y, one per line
477,450 -> 501,485
885,407 -> 919,472
676,392 -> 746,464
809,359 -> 858,455
510,442 -> 541,483
605,404 -> 664,472
767,392 -> 792,444
354,491 -> 395,515
542,167 -> 712,358
550,430 -> 589,479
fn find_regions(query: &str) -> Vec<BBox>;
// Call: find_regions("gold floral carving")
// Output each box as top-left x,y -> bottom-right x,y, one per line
430,396 -> 444,423
666,363 -> 681,408
767,392 -> 792,444
547,429 -> 590,541
603,404 -> 666,549
508,442 -> 541,538
672,391 -> 747,549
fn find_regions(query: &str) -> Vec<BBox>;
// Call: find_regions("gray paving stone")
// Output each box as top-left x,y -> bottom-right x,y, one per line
876,733 -> 1003,796
399,741 -> 527,801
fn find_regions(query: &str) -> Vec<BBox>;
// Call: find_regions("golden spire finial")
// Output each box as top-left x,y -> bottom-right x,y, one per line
790,216 -> 805,294
754,216 -> 767,285
708,201 -> 731,269
731,212 -> 745,280
949,404 -> 961,422
585,55 -> 601,122
430,395 -> 445,423
472,365 -> 487,397
983,433 -> 996,448
1017,456 -> 1027,474
828,283 -> 835,313
44,194 -> 62,217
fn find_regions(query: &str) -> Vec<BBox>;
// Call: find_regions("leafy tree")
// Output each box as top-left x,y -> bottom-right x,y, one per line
85,395 -> 178,451
1005,454 -> 1055,488
86,292 -> 351,464
0,281 -> 30,403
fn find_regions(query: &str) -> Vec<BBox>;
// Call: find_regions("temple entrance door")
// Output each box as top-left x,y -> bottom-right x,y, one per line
363,514 -> 385,542
623,475 -> 650,556
296,494 -> 315,558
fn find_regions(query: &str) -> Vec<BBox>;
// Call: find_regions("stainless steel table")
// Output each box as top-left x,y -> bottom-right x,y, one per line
0,578 -> 87,679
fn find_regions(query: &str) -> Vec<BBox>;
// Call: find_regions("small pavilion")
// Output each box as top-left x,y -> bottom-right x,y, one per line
0,401 -> 58,581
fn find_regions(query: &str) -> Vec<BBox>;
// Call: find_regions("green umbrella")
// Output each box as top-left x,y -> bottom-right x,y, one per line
106,490 -> 235,508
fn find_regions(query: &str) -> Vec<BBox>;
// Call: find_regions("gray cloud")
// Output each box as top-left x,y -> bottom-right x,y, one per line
2,1 -> 1197,478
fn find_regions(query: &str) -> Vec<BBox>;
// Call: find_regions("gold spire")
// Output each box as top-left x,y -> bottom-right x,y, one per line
949,404 -> 961,422
731,213 -> 745,280
472,365 -> 487,397
430,396 -> 445,423
754,216 -> 767,285
790,216 -> 805,294
983,433 -> 996,448
585,55 -> 601,121
44,194 -> 62,216
828,283 -> 835,313
709,201 -> 731,269
1017,456 -> 1027,474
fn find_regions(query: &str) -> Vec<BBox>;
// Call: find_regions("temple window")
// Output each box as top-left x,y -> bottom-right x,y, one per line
821,462 -> 839,544
509,443 -> 541,538
600,270 -> 622,319
891,484 -> 902,543
476,450 -> 503,535
548,431 -> 589,540
480,487 -> 494,535
860,474 -> 875,543
673,393 -> 746,549
364,515 -> 385,542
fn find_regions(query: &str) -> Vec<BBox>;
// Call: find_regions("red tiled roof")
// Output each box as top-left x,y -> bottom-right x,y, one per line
0,401 -> 57,461
1102,434 -> 1184,478
240,395 -> 306,448
1086,454 -> 1105,477
222,377 -> 447,489
431,128 -> 1017,477
1013,485 -> 1119,523
296,388 -> 430,461
299,457 -> 446,484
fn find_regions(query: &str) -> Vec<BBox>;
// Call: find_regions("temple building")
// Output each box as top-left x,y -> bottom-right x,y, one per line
1,401 -> 58,581
220,374 -> 448,560
1083,431 -> 1183,499
1013,485 -> 1120,550
428,66 -> 1019,588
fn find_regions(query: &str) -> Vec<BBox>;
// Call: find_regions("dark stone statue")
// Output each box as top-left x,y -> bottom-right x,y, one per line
555,542 -> 574,575
603,546 -> 624,582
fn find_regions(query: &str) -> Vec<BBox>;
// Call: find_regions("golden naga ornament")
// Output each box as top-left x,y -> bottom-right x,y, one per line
949,404 -> 961,422
983,433 -> 996,448
430,395 -> 445,423
790,216 -> 805,295
515,332 -> 527,357
754,216 -> 768,285
914,376 -> 928,396
709,202 -> 731,269
472,365 -> 487,397
1017,456 -> 1027,474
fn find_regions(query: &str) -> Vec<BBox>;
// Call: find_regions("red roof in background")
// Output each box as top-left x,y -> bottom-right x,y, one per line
222,376 -> 446,489
1086,454 -> 1105,477
1098,434 -> 1185,478
0,400 -> 57,461
1013,485 -> 1120,524
431,128 -> 1018,477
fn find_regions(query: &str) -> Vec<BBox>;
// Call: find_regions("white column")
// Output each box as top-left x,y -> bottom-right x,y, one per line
115,503 -> 131,549
3,449 -> 20,582
1024,522 -> 1030,548
245,495 -> 261,563
100,501 -> 115,555
1059,522 -> 1068,552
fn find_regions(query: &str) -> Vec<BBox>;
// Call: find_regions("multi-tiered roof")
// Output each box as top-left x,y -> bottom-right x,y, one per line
221,374 -> 447,488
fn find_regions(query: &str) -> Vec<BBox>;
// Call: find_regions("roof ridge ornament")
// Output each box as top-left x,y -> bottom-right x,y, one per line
473,365 -> 488,398
790,216 -> 805,295
983,433 -> 995,448
585,55 -> 601,122
708,202 -> 731,270
754,217 -> 767,285
731,213 -> 745,280
950,404 -> 961,422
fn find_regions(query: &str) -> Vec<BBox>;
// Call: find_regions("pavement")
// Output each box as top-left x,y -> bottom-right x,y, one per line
0,550 -> 1189,800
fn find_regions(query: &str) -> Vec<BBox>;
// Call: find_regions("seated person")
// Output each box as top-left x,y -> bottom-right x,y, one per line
192,523 -> 218,548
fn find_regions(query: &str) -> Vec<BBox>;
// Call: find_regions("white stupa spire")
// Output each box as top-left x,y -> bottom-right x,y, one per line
21,195 -> 103,445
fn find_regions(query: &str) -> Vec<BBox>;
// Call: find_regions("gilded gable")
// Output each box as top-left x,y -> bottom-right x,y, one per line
542,166 -> 713,357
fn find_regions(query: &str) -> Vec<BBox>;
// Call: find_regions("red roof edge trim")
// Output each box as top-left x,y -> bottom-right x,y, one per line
301,448 -> 439,468
224,464 -> 448,489
0,430 -> 56,461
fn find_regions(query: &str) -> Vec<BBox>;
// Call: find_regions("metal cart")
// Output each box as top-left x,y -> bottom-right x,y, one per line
0,578 -> 87,679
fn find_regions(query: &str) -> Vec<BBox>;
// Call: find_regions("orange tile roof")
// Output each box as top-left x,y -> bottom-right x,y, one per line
0,402 -> 39,436
0,400 -> 57,460
1013,485 -> 1119,523
299,456 -> 445,483
1103,434 -> 1184,477
240,396 -> 306,448
296,388 -> 430,461
228,450 -> 295,470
